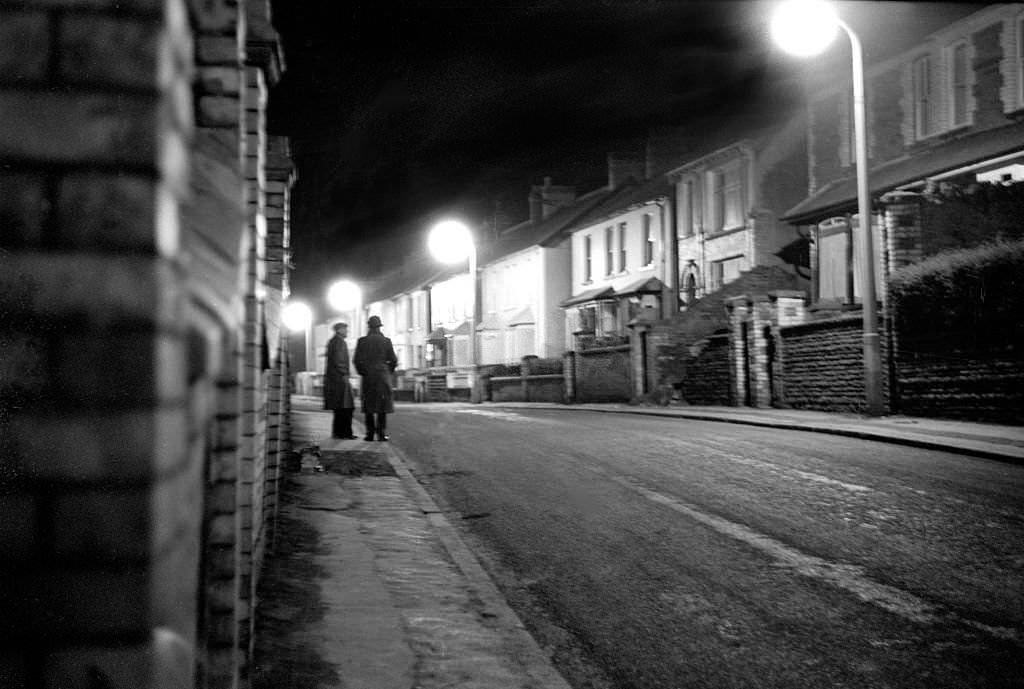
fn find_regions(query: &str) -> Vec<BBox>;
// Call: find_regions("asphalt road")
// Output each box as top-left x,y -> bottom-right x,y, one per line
390,403 -> 1024,689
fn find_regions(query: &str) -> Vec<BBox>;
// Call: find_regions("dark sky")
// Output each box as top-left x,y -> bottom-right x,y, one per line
267,1 -> 976,308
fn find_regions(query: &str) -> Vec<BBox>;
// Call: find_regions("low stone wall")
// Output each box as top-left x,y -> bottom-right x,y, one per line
573,345 -> 632,403
895,343 -> 1024,424
490,374 -> 565,403
681,334 -> 732,405
778,315 -> 889,413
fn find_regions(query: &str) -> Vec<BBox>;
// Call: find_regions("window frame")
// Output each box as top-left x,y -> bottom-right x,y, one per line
583,235 -> 592,283
605,226 -> 615,276
642,213 -> 654,266
913,54 -> 934,139
947,39 -> 970,129
617,222 -> 627,272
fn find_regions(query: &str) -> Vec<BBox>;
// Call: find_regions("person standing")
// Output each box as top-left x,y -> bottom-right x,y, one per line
353,315 -> 398,441
323,322 -> 357,439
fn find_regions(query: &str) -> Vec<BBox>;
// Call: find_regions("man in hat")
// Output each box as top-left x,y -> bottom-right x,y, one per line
354,315 -> 399,441
323,322 -> 356,439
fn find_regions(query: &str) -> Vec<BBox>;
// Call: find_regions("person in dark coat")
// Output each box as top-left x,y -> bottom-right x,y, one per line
323,322 -> 357,439
353,315 -> 398,441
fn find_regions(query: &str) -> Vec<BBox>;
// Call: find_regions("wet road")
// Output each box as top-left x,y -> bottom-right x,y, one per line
390,404 -> 1024,689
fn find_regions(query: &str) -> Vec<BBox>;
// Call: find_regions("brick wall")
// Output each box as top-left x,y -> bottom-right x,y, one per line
572,346 -> 632,403
778,315 -> 890,413
680,334 -> 732,405
0,2 -> 293,687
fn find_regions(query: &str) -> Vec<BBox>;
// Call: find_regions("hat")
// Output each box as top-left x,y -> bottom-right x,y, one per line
332,321 -> 348,331
367,315 -> 382,328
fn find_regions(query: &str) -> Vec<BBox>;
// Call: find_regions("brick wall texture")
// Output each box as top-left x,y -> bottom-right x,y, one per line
0,2 -> 295,688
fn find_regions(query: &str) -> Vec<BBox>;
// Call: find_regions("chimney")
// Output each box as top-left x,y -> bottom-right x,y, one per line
529,177 -> 576,222
607,152 -> 646,189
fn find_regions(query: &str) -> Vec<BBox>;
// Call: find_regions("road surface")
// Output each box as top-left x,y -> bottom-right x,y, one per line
390,404 -> 1024,689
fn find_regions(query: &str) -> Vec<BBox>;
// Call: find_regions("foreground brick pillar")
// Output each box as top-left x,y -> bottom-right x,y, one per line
881,190 -> 923,274
0,0 -> 197,686
188,2 -> 248,687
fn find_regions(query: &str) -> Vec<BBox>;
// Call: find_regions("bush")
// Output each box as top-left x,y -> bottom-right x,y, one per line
889,239 -> 1024,351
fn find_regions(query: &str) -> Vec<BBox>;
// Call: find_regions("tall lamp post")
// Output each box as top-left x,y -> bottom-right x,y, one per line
428,219 -> 478,403
282,300 -> 314,372
771,0 -> 884,416
327,278 -> 363,340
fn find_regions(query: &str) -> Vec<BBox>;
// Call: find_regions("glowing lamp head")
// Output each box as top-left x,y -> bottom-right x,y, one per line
770,0 -> 839,57
282,301 -> 313,332
326,280 -> 361,312
428,219 -> 474,264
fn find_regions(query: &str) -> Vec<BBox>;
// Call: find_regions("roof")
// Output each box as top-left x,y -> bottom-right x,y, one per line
491,185 -> 618,256
559,286 -> 616,308
783,124 -> 1024,224
555,176 -> 672,238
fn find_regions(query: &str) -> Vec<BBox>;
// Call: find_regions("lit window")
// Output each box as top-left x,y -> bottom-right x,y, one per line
584,235 -> 592,282
643,214 -> 654,265
949,41 -> 969,127
605,226 -> 614,275
618,222 -> 627,272
711,164 -> 743,231
913,55 -> 934,138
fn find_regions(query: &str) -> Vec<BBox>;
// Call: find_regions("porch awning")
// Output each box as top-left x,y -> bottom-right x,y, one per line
508,306 -> 535,326
783,128 -> 1024,225
615,276 -> 665,297
559,286 -> 616,308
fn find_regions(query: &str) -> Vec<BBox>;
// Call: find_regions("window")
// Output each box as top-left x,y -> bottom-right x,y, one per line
617,222 -> 627,272
605,226 -> 614,275
642,214 -> 654,266
681,179 -> 698,237
711,164 -> 743,231
948,40 -> 969,127
708,255 -> 744,292
584,235 -> 592,282
913,55 -> 934,138
1018,13 -> 1024,108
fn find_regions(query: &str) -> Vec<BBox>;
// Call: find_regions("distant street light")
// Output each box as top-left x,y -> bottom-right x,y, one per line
282,300 -> 314,372
428,219 -> 478,402
771,0 -> 884,416
327,278 -> 363,340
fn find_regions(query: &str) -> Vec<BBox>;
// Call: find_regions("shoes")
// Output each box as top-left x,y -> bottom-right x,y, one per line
377,435 -> 390,442
344,435 -> 358,440
363,434 -> 374,441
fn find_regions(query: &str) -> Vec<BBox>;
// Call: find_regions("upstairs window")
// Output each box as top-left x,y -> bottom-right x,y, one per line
680,179 -> 698,237
948,40 -> 969,128
913,55 -> 935,138
584,235 -> 592,282
710,163 -> 744,231
605,226 -> 614,276
617,222 -> 627,272
642,214 -> 654,266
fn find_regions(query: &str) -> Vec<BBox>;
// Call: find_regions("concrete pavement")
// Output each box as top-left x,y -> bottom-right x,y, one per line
253,397 -> 1023,688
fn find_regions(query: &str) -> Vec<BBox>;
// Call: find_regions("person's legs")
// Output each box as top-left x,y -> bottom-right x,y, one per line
332,409 -> 344,438
363,413 -> 376,441
376,413 -> 388,441
339,408 -> 354,438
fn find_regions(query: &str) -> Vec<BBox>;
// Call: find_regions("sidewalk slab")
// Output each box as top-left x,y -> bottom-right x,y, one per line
254,404 -> 572,689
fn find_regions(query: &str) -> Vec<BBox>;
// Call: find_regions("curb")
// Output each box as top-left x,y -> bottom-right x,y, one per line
380,438 -> 575,689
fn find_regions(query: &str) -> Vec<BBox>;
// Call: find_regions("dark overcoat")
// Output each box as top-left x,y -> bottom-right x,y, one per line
353,331 -> 398,414
323,334 -> 355,411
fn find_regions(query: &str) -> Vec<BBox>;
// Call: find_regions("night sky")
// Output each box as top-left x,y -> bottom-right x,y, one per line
267,1 -> 976,310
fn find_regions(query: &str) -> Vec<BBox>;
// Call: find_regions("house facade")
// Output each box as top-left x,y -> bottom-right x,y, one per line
560,176 -> 674,351
784,3 -> 1024,303
668,113 -> 809,307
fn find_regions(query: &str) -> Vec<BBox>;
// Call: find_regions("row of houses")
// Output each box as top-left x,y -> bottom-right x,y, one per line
319,4 -> 1024,411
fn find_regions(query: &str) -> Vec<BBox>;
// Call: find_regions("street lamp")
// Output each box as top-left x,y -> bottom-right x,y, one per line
771,0 -> 884,416
282,300 -> 314,372
428,219 -> 478,402
327,278 -> 363,340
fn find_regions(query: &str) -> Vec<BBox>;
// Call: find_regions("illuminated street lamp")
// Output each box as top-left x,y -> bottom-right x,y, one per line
428,219 -> 478,402
771,0 -> 884,416
282,300 -> 314,372
327,278 -> 363,340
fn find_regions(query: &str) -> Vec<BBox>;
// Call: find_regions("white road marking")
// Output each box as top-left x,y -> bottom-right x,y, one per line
584,464 -> 1022,643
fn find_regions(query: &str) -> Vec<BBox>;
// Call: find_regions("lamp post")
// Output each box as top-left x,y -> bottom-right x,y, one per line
327,278 -> 363,340
282,300 -> 314,372
428,219 -> 478,402
771,0 -> 884,416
